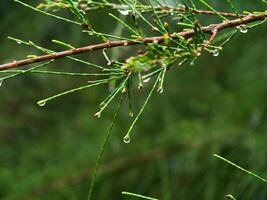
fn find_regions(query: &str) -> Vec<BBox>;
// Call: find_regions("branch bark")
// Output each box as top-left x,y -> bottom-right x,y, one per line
0,13 -> 266,71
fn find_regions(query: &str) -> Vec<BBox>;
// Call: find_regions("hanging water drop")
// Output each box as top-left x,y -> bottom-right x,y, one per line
236,24 -> 248,33
129,111 -> 134,118
16,41 -> 22,44
0,80 -> 3,87
94,111 -> 101,118
118,9 -> 130,16
138,82 -> 143,90
143,77 -> 151,83
190,61 -> 195,66
212,49 -> 219,57
157,87 -> 164,94
240,25 -> 248,33
37,100 -> 46,107
121,87 -> 127,93
123,135 -> 131,144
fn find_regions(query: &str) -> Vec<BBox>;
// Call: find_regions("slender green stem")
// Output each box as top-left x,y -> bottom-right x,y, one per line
87,94 -> 124,200
226,194 -> 237,200
0,61 -> 53,81
37,76 -> 123,106
226,0 -> 240,18
199,0 -> 228,20
123,70 -> 162,140
96,74 -> 130,116
122,191 -> 159,200
0,70 -> 122,77
109,13 -> 140,36
14,0 -> 81,26
213,154 -> 267,183
52,39 -> 75,49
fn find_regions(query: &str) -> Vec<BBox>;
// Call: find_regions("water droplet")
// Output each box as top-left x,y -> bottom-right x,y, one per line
94,111 -> 101,118
121,87 -> 127,93
157,87 -> 164,94
118,9 -> 130,16
37,100 -> 46,107
212,49 -> 219,57
236,24 -> 248,33
0,80 -> 3,87
129,112 -> 134,118
143,77 -> 151,83
16,41 -> 22,44
123,135 -> 131,144
190,61 -> 195,66
226,194 -> 235,200
138,82 -> 143,90
178,61 -> 183,66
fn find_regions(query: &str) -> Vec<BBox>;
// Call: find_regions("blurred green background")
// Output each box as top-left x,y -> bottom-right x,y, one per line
0,1 -> 267,200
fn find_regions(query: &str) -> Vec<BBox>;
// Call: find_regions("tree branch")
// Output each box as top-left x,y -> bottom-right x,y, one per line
0,13 -> 266,71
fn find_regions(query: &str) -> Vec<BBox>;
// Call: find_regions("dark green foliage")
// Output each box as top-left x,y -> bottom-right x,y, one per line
0,1 -> 267,200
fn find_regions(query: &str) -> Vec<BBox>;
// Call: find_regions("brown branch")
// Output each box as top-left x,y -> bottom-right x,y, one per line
204,28 -> 218,48
0,13 -> 266,71
80,3 -> 245,18
187,8 -> 246,18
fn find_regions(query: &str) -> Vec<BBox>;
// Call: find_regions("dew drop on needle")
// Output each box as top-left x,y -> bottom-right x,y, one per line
138,82 -> 143,90
236,24 -> 248,33
129,111 -> 134,118
123,135 -> 131,144
37,100 -> 46,107
118,9 -> 130,16
157,87 -> 164,94
213,49 -> 219,57
94,111 -> 101,118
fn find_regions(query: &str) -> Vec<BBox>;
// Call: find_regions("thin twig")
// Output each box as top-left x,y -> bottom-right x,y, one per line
213,154 -> 267,183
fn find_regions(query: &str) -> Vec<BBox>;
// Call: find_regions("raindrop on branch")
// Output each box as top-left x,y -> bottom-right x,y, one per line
118,9 -> 130,16
37,100 -> 46,107
138,82 -> 143,90
123,135 -> 131,144
190,61 -> 195,66
236,24 -> 248,33
94,111 -> 102,118
157,87 -> 164,94
0,80 -> 3,87
212,49 -> 220,57
129,112 -> 134,118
